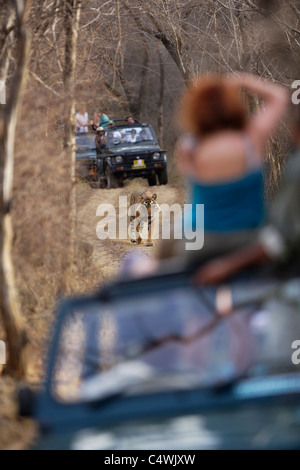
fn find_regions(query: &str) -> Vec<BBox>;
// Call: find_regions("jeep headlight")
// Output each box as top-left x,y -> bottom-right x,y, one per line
115,156 -> 123,163
152,152 -> 160,160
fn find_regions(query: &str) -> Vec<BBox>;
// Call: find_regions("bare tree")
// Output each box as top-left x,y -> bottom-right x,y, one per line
0,0 -> 32,377
123,0 -> 195,82
157,47 -> 165,145
62,0 -> 82,292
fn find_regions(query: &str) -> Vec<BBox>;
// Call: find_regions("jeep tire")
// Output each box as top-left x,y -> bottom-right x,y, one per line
147,174 -> 157,186
157,168 -> 168,185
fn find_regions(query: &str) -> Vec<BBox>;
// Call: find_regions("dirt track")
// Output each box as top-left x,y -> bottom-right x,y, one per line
76,178 -> 185,286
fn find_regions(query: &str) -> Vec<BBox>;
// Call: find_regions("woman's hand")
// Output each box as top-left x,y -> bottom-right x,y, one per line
193,243 -> 269,286
193,257 -> 236,285
231,72 -> 288,154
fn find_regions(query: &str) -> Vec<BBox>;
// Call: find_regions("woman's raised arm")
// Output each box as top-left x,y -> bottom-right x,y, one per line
232,73 -> 289,154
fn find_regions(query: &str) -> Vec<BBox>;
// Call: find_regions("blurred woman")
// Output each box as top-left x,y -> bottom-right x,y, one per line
194,104 -> 300,285
177,73 -> 288,234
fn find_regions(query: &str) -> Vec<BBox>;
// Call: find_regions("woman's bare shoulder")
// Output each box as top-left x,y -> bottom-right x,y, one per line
193,132 -> 248,181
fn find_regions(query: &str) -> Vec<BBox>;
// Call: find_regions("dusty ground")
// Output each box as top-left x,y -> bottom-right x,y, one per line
0,177 -> 186,450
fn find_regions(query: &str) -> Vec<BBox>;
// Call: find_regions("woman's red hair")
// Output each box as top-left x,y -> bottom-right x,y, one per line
180,74 -> 247,137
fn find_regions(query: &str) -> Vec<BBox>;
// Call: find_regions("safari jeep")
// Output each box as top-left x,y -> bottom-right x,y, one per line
96,122 -> 168,189
18,259 -> 300,450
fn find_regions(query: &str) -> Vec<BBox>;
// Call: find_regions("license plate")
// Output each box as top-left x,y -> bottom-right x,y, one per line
132,159 -> 146,169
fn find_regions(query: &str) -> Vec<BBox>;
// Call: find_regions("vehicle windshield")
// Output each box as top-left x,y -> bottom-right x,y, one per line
105,126 -> 156,148
76,132 -> 96,151
51,284 -> 262,403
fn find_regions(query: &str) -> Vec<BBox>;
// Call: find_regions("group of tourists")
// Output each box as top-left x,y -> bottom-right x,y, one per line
75,108 -> 138,152
75,107 -> 135,133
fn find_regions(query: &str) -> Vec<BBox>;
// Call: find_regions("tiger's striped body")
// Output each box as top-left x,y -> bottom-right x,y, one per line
129,190 -> 159,246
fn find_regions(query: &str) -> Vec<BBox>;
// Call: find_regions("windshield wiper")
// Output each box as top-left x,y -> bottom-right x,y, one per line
79,360 -> 156,403
79,360 -> 227,406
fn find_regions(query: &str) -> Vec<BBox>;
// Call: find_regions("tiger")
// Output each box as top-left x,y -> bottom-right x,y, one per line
129,190 -> 159,246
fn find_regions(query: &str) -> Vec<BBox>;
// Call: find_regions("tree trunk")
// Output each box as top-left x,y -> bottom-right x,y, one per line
133,43 -> 150,120
63,0 -> 82,293
0,0 -> 32,378
0,5 -> 16,83
157,47 -> 165,146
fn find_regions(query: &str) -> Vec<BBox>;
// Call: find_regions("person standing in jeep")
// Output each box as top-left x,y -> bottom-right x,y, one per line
99,111 -> 110,129
95,127 -> 106,153
125,115 -> 135,124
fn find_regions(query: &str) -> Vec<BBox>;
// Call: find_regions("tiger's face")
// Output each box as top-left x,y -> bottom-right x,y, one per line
139,192 -> 157,214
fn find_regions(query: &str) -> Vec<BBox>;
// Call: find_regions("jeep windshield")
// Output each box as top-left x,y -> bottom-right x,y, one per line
50,280 -> 269,404
105,126 -> 156,148
76,132 -> 96,152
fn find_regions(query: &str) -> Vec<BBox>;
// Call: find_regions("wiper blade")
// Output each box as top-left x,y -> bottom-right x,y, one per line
79,360 -> 230,406
79,360 -> 155,403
